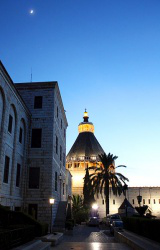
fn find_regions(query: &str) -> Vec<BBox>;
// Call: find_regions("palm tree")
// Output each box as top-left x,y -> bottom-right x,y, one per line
90,153 -> 129,216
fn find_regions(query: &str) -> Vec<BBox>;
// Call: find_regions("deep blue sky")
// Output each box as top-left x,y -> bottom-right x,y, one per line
1,0 -> 160,186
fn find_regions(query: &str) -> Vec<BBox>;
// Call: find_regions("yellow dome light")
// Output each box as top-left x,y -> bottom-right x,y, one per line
78,110 -> 95,133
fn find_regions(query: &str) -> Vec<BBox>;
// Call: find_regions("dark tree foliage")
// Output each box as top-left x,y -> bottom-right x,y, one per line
135,205 -> 148,217
83,166 -> 95,208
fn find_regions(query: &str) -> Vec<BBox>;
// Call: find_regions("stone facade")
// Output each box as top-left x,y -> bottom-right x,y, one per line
0,61 -> 71,226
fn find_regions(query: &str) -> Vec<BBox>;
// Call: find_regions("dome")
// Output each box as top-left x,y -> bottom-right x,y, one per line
67,110 -> 105,162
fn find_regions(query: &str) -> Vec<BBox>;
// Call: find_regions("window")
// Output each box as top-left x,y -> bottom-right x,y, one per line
132,199 -> 134,205
57,106 -> 58,118
8,115 -> 13,133
61,119 -> 62,129
55,172 -> 57,191
159,199 -> 160,204
63,183 -> 65,195
34,96 -> 43,109
16,164 -> 21,187
143,199 -> 145,205
63,153 -> 65,167
60,145 -> 62,161
102,200 -> 104,205
56,136 -> 58,154
3,156 -> 10,183
113,199 -> 115,205
29,167 -> 40,189
154,199 -> 156,204
148,199 -> 150,204
19,127 -> 23,143
31,129 -> 42,148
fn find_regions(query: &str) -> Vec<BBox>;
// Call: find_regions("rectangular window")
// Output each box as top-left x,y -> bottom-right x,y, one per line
29,167 -> 40,189
19,127 -> 23,143
148,199 -> 150,204
63,183 -> 65,195
154,199 -> 156,204
102,200 -> 104,205
31,129 -> 42,148
8,115 -> 13,133
55,172 -> 57,191
34,96 -> 43,109
143,199 -> 145,205
56,136 -> 58,154
3,156 -> 10,183
132,199 -> 134,205
113,199 -> 115,205
16,163 -> 21,187
57,107 -> 59,118
60,145 -> 62,161
63,153 -> 65,167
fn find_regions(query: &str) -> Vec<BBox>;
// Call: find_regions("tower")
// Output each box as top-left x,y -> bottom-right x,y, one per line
66,110 -> 105,195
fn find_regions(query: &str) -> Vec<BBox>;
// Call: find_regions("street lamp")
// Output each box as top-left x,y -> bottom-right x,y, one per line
59,173 -> 62,201
92,203 -> 98,217
49,198 -> 55,233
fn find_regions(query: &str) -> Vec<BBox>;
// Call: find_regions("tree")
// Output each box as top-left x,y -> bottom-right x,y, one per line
83,166 -> 95,208
90,153 -> 129,216
72,194 -> 83,216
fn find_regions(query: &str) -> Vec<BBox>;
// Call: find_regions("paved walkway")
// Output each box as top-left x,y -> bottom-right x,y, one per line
51,225 -> 131,249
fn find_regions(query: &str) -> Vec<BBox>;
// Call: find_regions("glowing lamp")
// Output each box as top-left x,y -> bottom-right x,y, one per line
92,203 -> 98,210
49,198 -> 55,204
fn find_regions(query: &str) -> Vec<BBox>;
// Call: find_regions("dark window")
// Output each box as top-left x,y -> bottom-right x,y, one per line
29,167 -> 40,189
8,115 -> 13,133
63,153 -> 65,167
154,199 -> 156,204
113,199 -> 115,205
148,199 -> 150,204
60,145 -> 62,161
3,156 -> 10,183
57,106 -> 59,118
61,119 -> 62,129
63,183 -> 65,195
132,199 -> 134,205
34,96 -> 43,109
19,127 -> 23,143
16,163 -> 21,187
56,136 -> 58,154
143,199 -> 145,205
159,199 -> 160,204
31,129 -> 42,148
55,172 -> 57,191
102,200 -> 104,205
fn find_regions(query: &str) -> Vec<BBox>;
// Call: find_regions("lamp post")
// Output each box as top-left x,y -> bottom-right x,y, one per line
49,198 -> 54,233
123,184 -> 128,217
92,203 -> 98,217
59,173 -> 62,201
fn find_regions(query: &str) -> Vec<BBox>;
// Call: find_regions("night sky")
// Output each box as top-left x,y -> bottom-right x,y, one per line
1,0 -> 160,186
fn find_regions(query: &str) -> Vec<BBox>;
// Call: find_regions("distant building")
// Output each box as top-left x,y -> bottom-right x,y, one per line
66,111 -> 160,218
0,61 -> 72,227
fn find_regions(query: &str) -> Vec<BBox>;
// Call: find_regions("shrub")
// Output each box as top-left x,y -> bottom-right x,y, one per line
123,217 -> 160,242
65,220 -> 74,230
74,209 -> 89,224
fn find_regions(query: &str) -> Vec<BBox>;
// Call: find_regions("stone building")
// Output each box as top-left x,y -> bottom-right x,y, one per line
66,111 -> 160,218
0,61 -> 72,226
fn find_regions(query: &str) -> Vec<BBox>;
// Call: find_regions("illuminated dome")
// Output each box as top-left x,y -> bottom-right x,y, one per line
67,110 -> 105,162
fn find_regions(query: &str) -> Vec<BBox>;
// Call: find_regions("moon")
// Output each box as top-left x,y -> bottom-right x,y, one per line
30,10 -> 34,14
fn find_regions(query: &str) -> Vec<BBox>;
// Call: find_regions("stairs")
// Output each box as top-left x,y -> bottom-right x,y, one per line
53,201 -> 67,232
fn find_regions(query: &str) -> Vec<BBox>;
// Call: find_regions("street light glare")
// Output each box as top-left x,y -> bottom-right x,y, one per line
49,198 -> 55,204
92,203 -> 98,210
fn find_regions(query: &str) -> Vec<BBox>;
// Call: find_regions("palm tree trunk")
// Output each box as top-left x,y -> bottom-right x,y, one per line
105,181 -> 110,216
